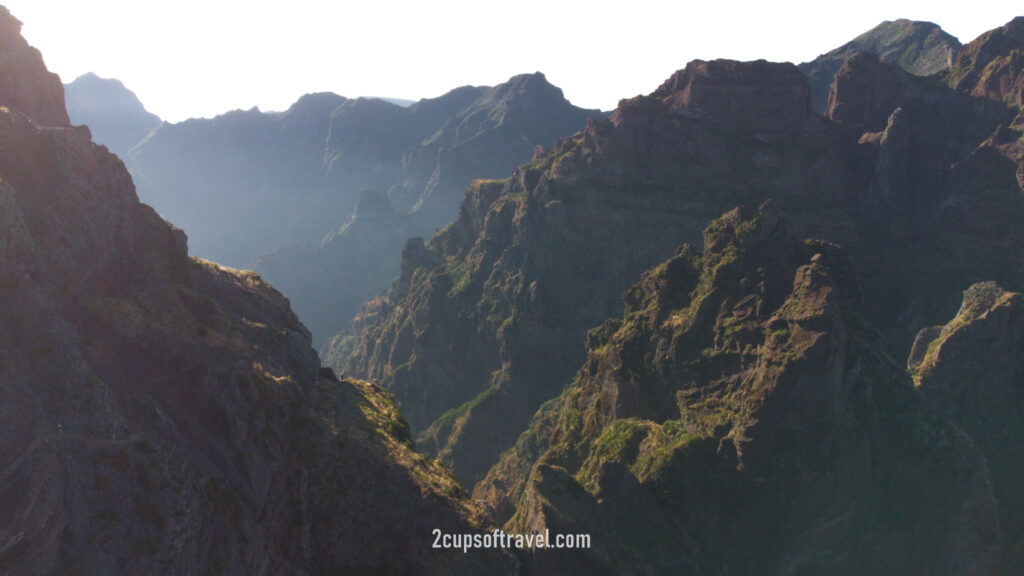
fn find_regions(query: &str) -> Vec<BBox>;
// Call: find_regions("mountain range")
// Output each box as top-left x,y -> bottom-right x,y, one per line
7,5 -> 1024,574
333,15 -> 1024,573
80,72 -> 599,346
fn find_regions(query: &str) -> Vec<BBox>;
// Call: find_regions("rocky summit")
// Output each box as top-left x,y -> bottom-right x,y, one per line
0,8 -> 514,575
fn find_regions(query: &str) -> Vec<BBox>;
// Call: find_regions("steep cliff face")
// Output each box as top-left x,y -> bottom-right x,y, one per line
479,205 -> 1000,575
912,282 -> 1024,570
336,60 -> 863,487
800,19 -> 961,113
0,10 -> 514,575
64,72 -> 161,158
945,16 -> 1024,191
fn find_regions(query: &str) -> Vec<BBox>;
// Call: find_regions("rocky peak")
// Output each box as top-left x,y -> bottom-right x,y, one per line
912,282 -> 1024,568
799,19 -> 961,113
649,59 -> 813,131
279,91 -> 347,121
0,5 -> 69,126
947,16 -> 1024,106
486,71 -> 565,106
64,72 -> 162,157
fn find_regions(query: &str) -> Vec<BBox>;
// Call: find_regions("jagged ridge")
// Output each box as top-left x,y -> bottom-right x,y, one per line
479,204 -> 999,575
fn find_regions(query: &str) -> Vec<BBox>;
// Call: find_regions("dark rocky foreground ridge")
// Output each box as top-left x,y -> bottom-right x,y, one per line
480,204 -> 1000,574
0,6 -> 515,574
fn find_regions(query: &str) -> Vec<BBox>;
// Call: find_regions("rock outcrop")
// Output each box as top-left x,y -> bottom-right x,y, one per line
0,8 -> 514,574
480,205 -> 1000,575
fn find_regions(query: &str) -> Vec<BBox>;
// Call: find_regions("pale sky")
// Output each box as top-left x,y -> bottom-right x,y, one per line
5,0 -> 1020,123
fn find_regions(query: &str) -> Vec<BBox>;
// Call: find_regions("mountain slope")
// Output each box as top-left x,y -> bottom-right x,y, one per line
64,72 -> 162,158
0,7 -> 513,574
336,26 -> 1024,493
800,19 -> 961,112
479,204 -> 999,575
335,60 -> 864,486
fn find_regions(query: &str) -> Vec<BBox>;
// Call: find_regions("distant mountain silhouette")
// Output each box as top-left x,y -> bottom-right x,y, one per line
64,72 -> 161,158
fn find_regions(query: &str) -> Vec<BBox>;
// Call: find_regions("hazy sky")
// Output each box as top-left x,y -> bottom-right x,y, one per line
5,0 -> 1020,123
